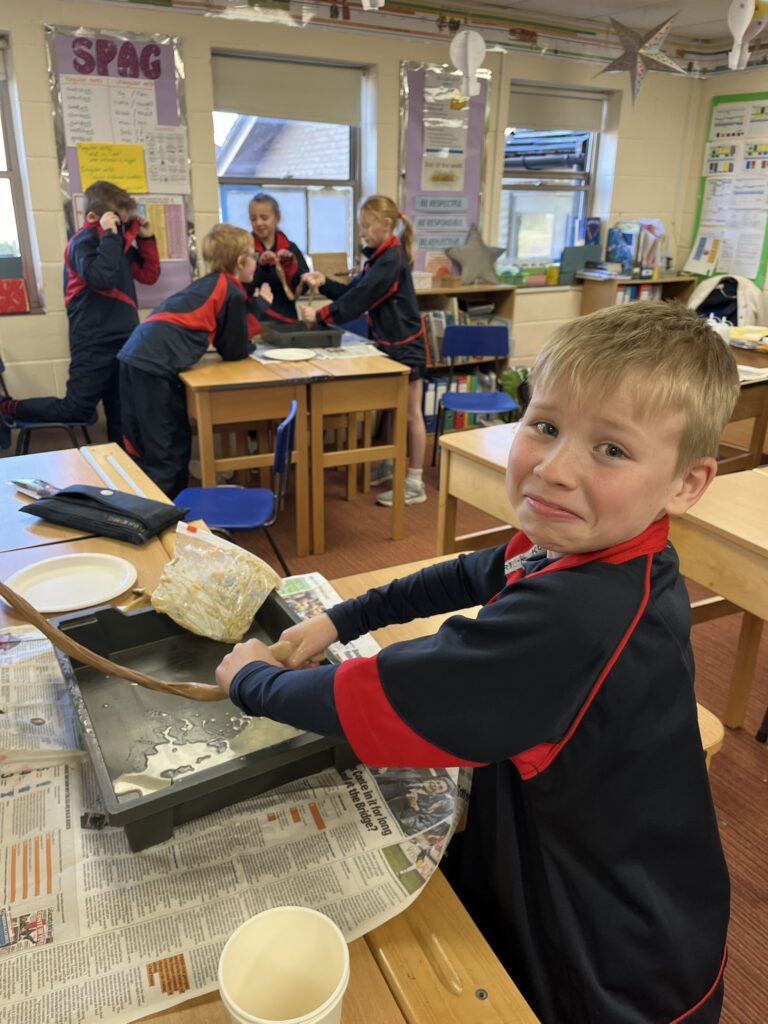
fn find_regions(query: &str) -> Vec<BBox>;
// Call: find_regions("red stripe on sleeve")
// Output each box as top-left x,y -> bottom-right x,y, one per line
333,657 -> 483,768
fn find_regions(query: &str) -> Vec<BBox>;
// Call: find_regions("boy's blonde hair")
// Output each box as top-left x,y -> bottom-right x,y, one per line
359,194 -> 414,267
202,224 -> 253,274
530,301 -> 740,471
84,180 -> 137,218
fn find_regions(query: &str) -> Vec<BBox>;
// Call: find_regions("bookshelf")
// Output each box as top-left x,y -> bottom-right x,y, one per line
415,284 -> 515,368
578,274 -> 697,316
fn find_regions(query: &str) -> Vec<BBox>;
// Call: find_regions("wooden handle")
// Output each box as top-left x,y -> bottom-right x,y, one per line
0,580 -> 225,702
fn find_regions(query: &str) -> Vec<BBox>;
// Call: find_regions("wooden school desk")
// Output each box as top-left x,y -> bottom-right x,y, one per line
436,424 -> 767,729
180,352 -> 409,556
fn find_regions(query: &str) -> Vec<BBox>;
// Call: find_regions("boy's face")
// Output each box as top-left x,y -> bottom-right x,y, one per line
505,376 -> 716,555
235,249 -> 258,284
249,202 -> 278,243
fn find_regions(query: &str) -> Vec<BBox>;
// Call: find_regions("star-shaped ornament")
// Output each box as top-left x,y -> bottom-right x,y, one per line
597,17 -> 686,104
446,224 -> 504,285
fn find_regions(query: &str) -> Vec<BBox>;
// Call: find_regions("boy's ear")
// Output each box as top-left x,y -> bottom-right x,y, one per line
664,457 -> 718,517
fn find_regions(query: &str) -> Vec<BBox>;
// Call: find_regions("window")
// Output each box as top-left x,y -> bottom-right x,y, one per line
0,39 -> 40,311
497,86 -> 605,264
212,55 -> 362,262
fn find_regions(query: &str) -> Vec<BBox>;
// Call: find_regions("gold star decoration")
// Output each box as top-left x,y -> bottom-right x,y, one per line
596,17 -> 686,104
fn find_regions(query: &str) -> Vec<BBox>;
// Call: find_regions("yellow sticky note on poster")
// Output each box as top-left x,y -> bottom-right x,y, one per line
77,143 -> 148,193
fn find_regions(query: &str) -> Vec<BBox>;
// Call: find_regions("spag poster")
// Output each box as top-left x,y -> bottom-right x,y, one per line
46,27 -> 194,304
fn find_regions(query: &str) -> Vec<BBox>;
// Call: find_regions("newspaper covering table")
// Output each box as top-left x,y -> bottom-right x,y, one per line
0,574 -> 469,1024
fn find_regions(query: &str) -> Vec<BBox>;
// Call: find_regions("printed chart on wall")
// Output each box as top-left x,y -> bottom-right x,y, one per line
401,63 -> 489,277
686,92 -> 768,286
46,27 -> 193,305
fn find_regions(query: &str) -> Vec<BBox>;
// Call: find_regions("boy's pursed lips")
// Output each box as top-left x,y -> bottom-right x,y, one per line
523,493 -> 583,520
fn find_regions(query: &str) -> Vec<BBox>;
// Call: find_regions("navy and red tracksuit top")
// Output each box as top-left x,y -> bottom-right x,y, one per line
63,219 -> 160,349
117,272 -> 263,379
230,518 -> 729,1024
246,230 -> 309,322
316,236 -> 426,368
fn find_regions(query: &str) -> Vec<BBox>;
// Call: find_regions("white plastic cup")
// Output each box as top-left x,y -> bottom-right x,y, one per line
218,906 -> 350,1024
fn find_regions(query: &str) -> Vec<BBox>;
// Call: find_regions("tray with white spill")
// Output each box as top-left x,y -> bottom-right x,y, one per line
54,594 -> 353,851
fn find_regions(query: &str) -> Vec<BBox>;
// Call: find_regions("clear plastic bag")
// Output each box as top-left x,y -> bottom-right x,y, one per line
151,524 -> 281,643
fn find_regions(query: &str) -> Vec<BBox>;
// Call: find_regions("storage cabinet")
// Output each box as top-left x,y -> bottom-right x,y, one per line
578,274 -> 697,316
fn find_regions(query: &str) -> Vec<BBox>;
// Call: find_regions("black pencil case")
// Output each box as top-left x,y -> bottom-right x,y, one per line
20,484 -> 188,545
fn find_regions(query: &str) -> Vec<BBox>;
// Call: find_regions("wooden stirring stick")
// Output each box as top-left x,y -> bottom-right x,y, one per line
0,579 -> 225,702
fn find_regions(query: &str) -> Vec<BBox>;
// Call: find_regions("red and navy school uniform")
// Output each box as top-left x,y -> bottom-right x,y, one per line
315,236 -> 427,378
11,220 -> 160,444
228,519 -> 729,1024
246,230 -> 309,322
118,272 -> 262,498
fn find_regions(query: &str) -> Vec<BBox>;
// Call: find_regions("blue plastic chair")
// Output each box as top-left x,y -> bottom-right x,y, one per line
0,356 -> 96,455
431,325 -> 517,464
175,401 -> 297,576
338,316 -> 370,339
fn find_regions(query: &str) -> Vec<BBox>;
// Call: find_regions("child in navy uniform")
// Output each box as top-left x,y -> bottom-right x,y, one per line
1,180 -> 160,444
118,224 -> 270,498
215,301 -> 737,1024
247,192 -> 309,322
300,194 -> 428,506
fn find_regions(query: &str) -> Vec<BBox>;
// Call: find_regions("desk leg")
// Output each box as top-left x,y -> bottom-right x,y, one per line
294,390 -> 310,558
194,393 -> 216,488
346,413 -> 358,502
310,386 -> 326,554
391,379 -> 407,541
437,451 -> 458,556
725,612 -> 764,728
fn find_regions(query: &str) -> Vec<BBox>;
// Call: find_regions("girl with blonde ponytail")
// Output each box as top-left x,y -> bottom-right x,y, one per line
300,194 -> 428,505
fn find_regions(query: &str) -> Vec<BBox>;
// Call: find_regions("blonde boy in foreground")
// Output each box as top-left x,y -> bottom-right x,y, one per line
217,302 -> 737,1024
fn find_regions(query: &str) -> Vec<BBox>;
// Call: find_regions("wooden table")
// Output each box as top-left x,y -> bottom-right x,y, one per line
179,357 -> 311,557
436,424 -> 767,728
0,444 -> 171,555
180,352 -> 409,556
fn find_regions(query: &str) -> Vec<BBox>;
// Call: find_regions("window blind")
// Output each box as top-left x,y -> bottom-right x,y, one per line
212,54 -> 361,125
508,86 -> 605,132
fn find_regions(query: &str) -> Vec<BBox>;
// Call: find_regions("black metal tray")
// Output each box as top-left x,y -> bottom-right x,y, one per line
261,322 -> 343,348
54,594 -> 353,851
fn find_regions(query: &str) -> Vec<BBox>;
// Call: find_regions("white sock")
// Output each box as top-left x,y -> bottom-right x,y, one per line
406,468 -> 423,485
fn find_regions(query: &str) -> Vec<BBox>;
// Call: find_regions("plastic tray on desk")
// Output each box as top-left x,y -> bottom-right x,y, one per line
54,594 -> 353,851
261,322 -> 343,348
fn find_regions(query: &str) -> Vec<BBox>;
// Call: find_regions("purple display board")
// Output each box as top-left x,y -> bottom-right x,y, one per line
401,65 -> 488,275
47,27 -> 193,304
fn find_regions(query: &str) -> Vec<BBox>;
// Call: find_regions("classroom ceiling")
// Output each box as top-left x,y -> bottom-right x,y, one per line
438,0 -> 733,43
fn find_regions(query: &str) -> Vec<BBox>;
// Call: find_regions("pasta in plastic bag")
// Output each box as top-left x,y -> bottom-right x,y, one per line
151,524 -> 281,643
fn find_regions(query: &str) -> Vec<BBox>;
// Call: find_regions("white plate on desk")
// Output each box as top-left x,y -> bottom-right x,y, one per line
263,348 -> 316,361
4,554 -> 138,614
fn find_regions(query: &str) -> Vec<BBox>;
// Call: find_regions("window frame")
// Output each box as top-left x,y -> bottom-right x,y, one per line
0,44 -> 42,312
499,87 -> 605,264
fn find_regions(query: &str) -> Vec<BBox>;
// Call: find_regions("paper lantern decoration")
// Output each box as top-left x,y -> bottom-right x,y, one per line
446,224 -> 504,286
449,29 -> 486,98
596,17 -> 686,104
729,0 -> 768,68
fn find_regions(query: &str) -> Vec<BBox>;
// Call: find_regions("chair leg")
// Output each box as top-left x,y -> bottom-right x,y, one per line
65,427 -> 78,448
431,407 -> 444,467
263,527 -> 291,577
756,706 -> 768,743
82,426 -> 93,446
15,429 -> 25,457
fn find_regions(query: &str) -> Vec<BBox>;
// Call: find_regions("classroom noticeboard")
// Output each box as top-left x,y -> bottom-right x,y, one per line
687,92 -> 768,287
46,27 -> 194,306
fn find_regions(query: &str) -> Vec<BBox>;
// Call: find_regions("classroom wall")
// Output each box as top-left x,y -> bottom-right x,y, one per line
0,0 -> 719,391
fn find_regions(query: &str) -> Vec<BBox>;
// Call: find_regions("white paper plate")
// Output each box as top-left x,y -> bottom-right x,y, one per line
4,554 -> 138,614
263,348 -> 316,361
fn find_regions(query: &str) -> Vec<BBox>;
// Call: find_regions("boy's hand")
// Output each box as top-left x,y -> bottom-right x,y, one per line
259,283 -> 273,304
278,614 -> 338,668
215,638 -> 283,695
300,304 -> 319,324
301,271 -> 325,288
136,217 -> 153,237
100,211 -> 120,234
